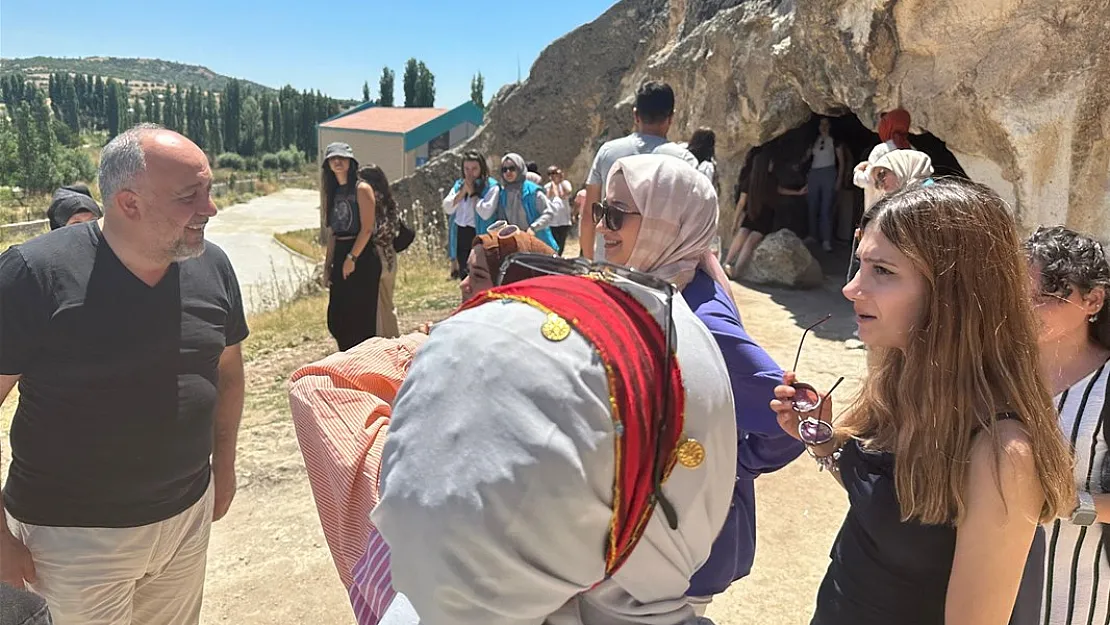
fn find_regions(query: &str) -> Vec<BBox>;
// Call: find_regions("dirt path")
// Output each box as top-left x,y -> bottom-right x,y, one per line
199,247 -> 868,624
205,189 -> 320,315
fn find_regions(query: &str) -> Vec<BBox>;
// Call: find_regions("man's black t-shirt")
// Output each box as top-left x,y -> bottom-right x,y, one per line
0,221 -> 249,528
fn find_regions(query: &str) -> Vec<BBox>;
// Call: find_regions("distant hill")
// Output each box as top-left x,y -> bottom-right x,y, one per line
0,56 -> 275,94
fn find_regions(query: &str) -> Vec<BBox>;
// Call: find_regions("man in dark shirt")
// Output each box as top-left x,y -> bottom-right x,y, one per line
0,124 -> 248,625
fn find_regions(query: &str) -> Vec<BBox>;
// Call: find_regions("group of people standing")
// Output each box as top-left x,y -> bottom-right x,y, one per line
287,81 -> 1110,625
441,151 -> 564,280
721,107 -> 929,278
4,84 -> 1110,625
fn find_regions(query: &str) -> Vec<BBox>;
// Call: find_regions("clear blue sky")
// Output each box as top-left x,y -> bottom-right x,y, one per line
0,0 -> 614,106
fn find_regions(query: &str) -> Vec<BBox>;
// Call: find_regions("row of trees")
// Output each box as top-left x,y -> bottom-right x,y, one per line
0,73 -> 348,193
0,88 -> 95,193
358,62 -> 486,112
1,73 -> 346,159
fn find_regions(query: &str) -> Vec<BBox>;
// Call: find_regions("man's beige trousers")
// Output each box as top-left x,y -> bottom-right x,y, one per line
6,482 -> 214,625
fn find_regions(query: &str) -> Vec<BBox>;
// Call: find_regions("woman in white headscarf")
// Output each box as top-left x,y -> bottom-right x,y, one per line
845,149 -> 935,287
869,149 -> 934,195
596,154 -> 805,615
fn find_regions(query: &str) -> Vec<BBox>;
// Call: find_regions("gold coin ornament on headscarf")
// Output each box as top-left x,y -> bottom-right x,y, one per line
541,312 -> 572,342
677,437 -> 706,469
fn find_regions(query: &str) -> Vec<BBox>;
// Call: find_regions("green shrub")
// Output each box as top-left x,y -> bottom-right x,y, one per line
57,149 -> 96,185
277,147 -> 305,171
216,152 -> 245,170
51,120 -> 80,148
244,156 -> 260,171
261,153 -> 281,170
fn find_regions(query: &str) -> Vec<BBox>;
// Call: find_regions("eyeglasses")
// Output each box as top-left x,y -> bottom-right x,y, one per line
497,252 -> 682,530
593,201 -> 639,231
501,166 -> 518,174
790,314 -> 845,447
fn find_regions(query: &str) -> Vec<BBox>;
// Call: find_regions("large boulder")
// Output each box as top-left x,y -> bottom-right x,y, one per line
390,0 -> 1110,245
738,229 -> 825,289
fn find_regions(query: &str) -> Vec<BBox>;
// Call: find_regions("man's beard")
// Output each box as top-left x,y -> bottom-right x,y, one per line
169,236 -> 206,262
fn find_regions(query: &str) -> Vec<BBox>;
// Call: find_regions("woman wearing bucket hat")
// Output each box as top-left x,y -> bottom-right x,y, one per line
321,141 -> 381,351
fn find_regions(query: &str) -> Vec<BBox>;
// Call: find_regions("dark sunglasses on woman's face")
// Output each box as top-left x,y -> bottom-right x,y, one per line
501,166 -> 518,174
592,201 -> 638,231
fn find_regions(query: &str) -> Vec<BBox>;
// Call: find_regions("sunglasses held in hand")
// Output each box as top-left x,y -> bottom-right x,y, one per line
790,314 -> 845,448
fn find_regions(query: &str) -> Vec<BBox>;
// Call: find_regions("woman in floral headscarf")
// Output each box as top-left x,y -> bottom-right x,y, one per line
596,153 -> 805,615
870,149 -> 934,195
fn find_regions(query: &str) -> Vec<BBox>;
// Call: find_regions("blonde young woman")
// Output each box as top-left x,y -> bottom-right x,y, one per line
771,180 -> 1076,624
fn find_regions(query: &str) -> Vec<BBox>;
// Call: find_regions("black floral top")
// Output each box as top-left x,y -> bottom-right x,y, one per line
372,189 -> 399,273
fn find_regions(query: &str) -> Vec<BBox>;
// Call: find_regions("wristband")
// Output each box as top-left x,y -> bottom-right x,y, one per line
806,445 -> 842,472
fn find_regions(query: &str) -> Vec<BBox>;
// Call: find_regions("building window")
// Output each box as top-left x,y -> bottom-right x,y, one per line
428,131 -> 450,160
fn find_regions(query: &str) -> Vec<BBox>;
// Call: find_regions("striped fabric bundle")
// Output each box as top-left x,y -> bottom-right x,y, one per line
288,333 -> 428,624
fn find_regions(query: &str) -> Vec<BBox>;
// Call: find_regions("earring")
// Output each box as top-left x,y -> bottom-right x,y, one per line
1090,315 -> 1098,323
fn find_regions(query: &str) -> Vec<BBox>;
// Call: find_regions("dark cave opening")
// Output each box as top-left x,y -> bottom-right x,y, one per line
728,111 -> 969,245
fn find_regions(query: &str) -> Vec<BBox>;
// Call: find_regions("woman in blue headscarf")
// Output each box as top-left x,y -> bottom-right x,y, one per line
491,152 -> 559,250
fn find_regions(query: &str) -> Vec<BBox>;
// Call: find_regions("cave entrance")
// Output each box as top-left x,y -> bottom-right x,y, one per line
729,110 -> 967,275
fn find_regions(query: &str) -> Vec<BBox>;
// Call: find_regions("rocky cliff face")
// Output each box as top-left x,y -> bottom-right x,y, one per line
393,0 -> 1110,242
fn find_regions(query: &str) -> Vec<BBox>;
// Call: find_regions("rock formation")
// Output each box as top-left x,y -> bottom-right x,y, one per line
738,229 -> 825,288
393,0 -> 1110,244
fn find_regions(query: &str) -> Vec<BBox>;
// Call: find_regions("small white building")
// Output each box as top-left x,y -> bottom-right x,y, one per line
316,101 -> 483,182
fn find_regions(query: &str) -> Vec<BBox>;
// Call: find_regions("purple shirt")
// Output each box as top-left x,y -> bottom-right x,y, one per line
682,270 -> 806,597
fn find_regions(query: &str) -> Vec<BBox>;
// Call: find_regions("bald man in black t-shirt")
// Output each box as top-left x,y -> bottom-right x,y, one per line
0,124 -> 248,625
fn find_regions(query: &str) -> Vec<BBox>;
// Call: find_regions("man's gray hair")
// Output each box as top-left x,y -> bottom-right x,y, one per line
98,123 -> 165,207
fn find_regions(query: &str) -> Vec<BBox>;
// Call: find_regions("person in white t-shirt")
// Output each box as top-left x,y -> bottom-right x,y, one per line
804,117 -> 845,253
582,81 -> 698,260
686,127 -> 719,192
544,166 -> 574,255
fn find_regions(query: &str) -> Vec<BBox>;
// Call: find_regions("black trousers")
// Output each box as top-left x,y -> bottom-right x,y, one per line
328,238 -> 382,351
455,225 -> 477,278
551,225 -> 571,256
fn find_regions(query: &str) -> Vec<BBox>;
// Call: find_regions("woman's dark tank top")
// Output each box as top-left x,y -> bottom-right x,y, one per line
328,184 -> 361,238
813,419 -> 1044,625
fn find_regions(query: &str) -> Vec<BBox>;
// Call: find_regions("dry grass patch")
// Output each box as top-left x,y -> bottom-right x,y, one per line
273,228 -> 324,261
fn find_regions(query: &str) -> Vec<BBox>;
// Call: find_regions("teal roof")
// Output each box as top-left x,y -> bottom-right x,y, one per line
403,101 -> 484,152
